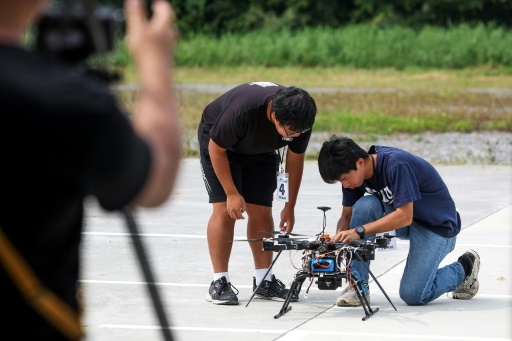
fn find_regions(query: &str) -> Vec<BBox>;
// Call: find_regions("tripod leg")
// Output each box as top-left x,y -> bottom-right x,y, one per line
123,208 -> 174,341
246,250 -> 282,307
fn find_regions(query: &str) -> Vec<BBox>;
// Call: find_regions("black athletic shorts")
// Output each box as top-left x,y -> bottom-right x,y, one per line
199,145 -> 279,207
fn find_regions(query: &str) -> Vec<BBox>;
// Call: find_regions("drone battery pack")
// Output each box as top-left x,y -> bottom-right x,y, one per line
311,258 -> 335,273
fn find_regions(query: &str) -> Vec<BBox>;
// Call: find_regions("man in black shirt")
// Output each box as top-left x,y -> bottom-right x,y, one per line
0,1 -> 181,339
198,82 -> 317,305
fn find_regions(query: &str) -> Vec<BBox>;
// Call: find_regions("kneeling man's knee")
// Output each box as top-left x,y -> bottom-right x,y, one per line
399,287 -> 428,306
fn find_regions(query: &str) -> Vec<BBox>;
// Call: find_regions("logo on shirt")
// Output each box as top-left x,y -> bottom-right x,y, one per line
365,186 -> 394,204
282,137 -> 293,141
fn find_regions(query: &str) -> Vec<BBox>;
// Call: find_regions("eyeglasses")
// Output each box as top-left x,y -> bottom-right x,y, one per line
280,122 -> 310,137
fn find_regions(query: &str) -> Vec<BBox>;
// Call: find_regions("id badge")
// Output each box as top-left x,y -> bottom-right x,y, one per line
276,172 -> 289,202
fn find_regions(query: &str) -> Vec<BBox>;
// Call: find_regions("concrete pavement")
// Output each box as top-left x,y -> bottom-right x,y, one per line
81,159 -> 512,341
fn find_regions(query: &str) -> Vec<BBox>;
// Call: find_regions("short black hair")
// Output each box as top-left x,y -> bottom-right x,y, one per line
272,86 -> 316,132
318,135 -> 369,184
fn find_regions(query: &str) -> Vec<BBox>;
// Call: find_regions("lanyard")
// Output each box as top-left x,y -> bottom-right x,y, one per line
278,146 -> 286,173
276,146 -> 288,202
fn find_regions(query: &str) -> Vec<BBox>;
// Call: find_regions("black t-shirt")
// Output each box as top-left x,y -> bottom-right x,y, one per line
0,44 -> 151,339
197,82 -> 311,155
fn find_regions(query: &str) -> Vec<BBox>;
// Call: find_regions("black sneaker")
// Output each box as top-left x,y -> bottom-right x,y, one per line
253,275 -> 298,302
452,250 -> 480,300
206,276 -> 239,305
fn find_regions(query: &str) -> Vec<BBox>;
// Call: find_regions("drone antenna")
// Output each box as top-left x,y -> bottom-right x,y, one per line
317,206 -> 331,238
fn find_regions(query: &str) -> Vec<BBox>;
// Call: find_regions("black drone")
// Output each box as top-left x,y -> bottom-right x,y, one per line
247,206 -> 397,321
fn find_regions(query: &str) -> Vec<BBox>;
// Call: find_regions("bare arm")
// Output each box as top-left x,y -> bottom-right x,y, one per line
125,0 -> 182,207
208,139 -> 246,220
279,148 -> 305,232
335,201 -> 414,243
364,202 -> 413,235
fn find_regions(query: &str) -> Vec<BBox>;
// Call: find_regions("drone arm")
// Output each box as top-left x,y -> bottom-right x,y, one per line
272,244 -> 300,251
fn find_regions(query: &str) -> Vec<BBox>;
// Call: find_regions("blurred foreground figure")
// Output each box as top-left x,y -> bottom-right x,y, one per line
0,0 -> 181,339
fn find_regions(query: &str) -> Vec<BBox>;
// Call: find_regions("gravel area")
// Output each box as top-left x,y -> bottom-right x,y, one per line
308,131 -> 512,165
117,83 -> 511,165
175,85 -> 511,165
184,131 -> 511,165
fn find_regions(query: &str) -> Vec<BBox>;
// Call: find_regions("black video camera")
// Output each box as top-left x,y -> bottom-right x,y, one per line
33,1 -> 122,63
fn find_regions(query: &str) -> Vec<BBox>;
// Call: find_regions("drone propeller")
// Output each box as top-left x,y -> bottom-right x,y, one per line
230,236 -> 310,243
231,229 -> 316,244
272,237 -> 311,242
258,230 -> 309,237
231,237 -> 265,243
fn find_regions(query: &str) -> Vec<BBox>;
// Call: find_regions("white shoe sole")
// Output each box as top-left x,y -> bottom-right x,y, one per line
205,293 -> 239,305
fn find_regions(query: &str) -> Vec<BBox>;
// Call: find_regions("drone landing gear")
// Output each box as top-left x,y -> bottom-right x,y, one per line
254,206 -> 398,321
352,279 -> 378,321
274,273 -> 380,321
274,274 -> 307,319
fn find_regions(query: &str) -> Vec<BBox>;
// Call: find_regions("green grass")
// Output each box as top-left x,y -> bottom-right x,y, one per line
103,24 -> 512,70
174,24 -> 512,69
107,23 -> 512,148
22,24 -> 512,160
114,68 -> 511,141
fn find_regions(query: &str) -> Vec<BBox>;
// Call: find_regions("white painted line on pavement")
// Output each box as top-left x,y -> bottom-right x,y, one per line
80,280 -> 256,289
79,280 -> 512,299
96,325 -> 512,340
79,280 -> 327,291
370,289 -> 512,299
99,325 -> 286,334
279,330 -> 512,341
80,280 -> 212,287
455,243 -> 512,248
83,232 -> 263,240
83,232 -> 207,238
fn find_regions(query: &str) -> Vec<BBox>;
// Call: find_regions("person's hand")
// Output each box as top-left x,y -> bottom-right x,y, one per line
124,0 -> 177,69
331,229 -> 360,243
279,205 -> 295,233
226,194 -> 246,220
